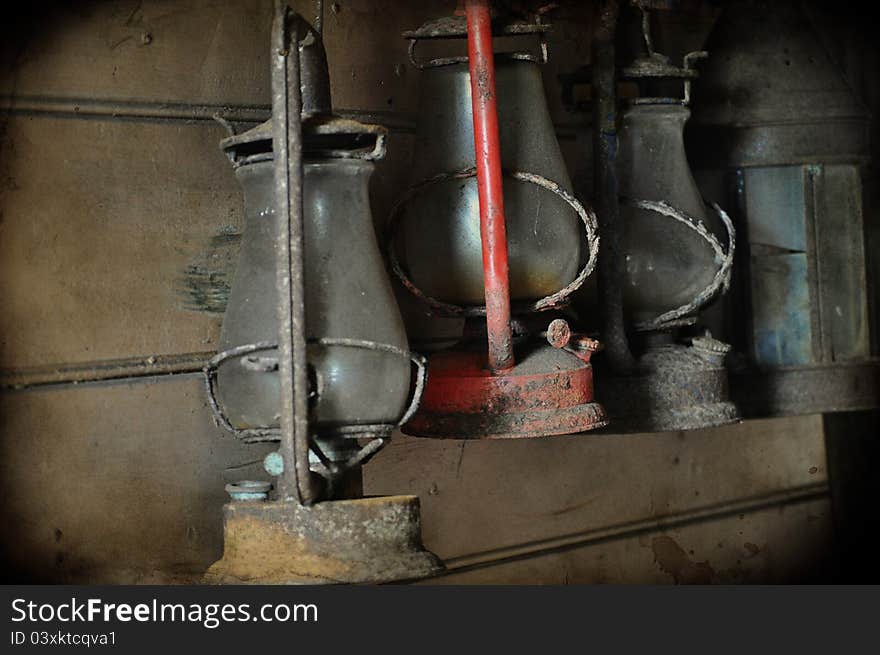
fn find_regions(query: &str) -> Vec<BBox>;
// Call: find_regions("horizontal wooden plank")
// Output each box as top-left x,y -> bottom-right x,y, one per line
365,414 -> 828,561
0,374 -> 274,583
424,497 -> 832,584
0,0 -> 451,115
0,0 -> 608,122
0,115 -> 231,367
0,115 -> 436,370
0,373 -> 829,583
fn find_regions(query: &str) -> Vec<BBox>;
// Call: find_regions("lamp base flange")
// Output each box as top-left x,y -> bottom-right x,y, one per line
402,343 -> 608,439
202,495 -> 444,585
598,342 -> 741,433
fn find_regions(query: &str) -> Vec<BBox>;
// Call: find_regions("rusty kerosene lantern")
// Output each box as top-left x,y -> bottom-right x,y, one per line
687,0 -> 879,417
587,2 -> 740,432
387,0 -> 607,439
202,5 -> 442,584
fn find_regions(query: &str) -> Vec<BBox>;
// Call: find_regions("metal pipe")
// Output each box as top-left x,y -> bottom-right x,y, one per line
0,95 -> 584,138
465,0 -> 515,374
272,4 -> 318,504
592,0 -> 635,371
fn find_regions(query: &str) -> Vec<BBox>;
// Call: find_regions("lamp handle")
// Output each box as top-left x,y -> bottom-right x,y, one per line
203,338 -> 428,443
386,167 -> 601,318
623,198 -> 736,332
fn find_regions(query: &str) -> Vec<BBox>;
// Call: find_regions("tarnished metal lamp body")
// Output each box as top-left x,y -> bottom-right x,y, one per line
688,0 -> 879,417
205,7 -> 443,586
590,27 -> 740,433
399,58 -> 584,306
216,142 -> 410,437
619,105 -> 724,327
208,142 -> 442,584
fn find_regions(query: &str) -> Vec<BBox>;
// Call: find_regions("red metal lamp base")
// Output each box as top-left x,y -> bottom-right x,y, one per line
402,342 -> 608,439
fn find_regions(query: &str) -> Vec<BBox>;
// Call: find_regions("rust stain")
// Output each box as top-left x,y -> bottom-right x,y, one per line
475,68 -> 493,102
651,535 -> 715,584
744,542 -> 760,557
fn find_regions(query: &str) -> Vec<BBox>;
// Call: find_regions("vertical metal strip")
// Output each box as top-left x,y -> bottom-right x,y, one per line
805,165 -> 827,363
272,4 -> 317,504
592,0 -> 634,372
464,0 -> 515,374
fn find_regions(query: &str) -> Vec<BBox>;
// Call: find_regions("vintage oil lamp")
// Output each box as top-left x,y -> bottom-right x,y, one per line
688,0 -> 879,417
202,5 -> 442,584
587,1 -> 740,432
387,0 -> 606,439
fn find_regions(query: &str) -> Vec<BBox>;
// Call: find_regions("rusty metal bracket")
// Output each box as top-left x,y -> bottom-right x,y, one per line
308,436 -> 386,496
272,3 -> 317,504
621,4 -> 708,106
404,15 -> 550,69
204,341 -> 283,443
387,167 -> 600,318
624,199 -> 735,332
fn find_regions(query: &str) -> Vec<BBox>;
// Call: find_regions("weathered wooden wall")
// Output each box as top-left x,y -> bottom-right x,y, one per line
0,0 -> 836,583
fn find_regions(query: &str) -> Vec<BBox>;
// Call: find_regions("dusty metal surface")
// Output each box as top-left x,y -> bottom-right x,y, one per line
203,495 -> 443,584
619,3 -> 707,105
688,1 -> 870,168
730,360 -> 880,419
586,8 -> 739,433
591,0 -> 635,373
624,197 -> 735,332
687,0 -> 877,418
388,4 -> 606,440
403,341 -> 607,439
597,340 -> 739,433
616,104 -> 734,332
